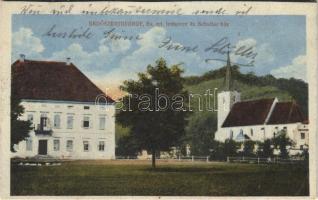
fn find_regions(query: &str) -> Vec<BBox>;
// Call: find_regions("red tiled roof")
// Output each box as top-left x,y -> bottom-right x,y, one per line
267,102 -> 306,124
11,59 -> 114,103
222,98 -> 275,127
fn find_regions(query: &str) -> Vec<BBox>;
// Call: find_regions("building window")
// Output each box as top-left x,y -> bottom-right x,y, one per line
84,106 -> 90,110
99,116 -> 106,130
27,114 -> 33,123
83,141 -> 89,152
53,139 -> 60,151
40,113 -> 48,128
66,140 -> 73,152
83,116 -> 90,128
300,145 -> 304,150
54,114 -> 61,129
67,115 -> 74,129
99,141 -> 105,151
230,130 -> 233,139
250,129 -> 253,136
301,132 -> 305,139
26,139 -> 32,151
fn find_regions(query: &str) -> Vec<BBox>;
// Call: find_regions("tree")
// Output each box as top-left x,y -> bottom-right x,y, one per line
257,139 -> 273,158
242,140 -> 256,157
224,139 -> 238,157
209,141 -> 226,161
272,129 -> 295,158
117,58 -> 189,168
116,135 -> 140,157
11,98 -> 32,152
186,113 -> 217,155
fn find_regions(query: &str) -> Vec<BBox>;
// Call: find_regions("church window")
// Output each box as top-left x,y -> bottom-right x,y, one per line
301,133 -> 305,139
230,130 -> 233,139
250,129 -> 253,136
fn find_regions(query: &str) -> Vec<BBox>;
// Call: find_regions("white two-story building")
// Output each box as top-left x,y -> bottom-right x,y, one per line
11,55 -> 116,159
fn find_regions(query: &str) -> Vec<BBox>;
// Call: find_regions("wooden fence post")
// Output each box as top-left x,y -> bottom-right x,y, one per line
192,156 -> 194,162
206,156 -> 209,163
227,156 -> 229,162
258,157 -> 260,165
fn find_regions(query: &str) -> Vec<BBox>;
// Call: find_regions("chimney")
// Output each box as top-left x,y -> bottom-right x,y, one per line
19,54 -> 25,62
66,57 -> 71,65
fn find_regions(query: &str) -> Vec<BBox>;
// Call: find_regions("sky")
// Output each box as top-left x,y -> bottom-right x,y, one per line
12,15 -> 306,98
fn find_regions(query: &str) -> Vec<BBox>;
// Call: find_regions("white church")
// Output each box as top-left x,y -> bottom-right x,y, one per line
214,52 -> 309,154
11,55 -> 116,159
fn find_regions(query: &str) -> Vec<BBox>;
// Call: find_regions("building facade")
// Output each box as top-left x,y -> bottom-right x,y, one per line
11,55 -> 115,159
214,52 -> 309,154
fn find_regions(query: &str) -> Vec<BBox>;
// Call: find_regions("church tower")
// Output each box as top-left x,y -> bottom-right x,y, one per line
217,50 -> 241,128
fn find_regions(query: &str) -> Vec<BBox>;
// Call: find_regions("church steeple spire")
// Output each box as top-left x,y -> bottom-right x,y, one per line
224,48 -> 232,91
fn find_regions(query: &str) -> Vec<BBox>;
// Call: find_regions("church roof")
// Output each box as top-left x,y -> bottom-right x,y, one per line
222,98 -> 275,127
11,59 -> 114,103
222,98 -> 306,127
267,102 -> 306,124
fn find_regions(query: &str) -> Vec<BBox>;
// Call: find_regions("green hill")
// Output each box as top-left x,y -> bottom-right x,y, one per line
115,65 -> 308,155
183,66 -> 308,155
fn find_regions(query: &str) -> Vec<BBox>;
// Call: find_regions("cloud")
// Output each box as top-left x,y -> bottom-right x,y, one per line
101,38 -> 131,53
231,38 -> 274,70
12,27 -> 44,60
92,27 -> 213,98
118,27 -> 209,76
270,55 -> 306,81
49,37 -> 132,73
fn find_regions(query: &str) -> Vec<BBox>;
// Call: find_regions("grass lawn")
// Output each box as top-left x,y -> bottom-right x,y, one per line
11,160 -> 309,196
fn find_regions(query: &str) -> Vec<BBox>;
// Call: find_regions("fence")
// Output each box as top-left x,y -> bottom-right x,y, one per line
227,156 -> 306,165
115,155 -> 210,162
115,155 -> 306,165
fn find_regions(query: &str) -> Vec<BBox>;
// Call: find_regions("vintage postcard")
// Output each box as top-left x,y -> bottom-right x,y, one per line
0,1 -> 317,199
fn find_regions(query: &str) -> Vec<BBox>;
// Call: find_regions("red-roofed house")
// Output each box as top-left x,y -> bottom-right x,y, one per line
214,52 -> 308,154
11,55 -> 116,159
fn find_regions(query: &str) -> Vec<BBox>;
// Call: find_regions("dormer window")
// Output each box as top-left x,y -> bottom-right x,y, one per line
84,106 -> 90,110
